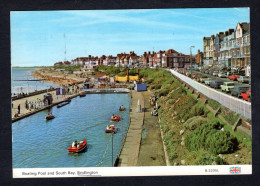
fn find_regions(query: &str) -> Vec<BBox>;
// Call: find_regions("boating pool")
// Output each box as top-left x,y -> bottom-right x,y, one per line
12,93 -> 130,168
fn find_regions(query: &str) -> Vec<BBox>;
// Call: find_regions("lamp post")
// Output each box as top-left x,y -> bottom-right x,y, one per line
190,46 -> 195,76
111,133 -> 114,167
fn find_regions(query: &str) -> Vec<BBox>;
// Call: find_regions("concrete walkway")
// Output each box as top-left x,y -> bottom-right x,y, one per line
12,88 -> 81,122
118,90 -> 145,166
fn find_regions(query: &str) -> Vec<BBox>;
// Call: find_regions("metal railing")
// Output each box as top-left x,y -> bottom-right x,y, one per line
170,70 -> 251,119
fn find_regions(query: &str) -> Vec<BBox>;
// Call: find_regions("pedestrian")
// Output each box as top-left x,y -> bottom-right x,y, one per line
25,100 -> 28,110
18,104 -> 20,114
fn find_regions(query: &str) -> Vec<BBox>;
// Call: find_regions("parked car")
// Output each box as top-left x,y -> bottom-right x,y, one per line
229,74 -> 240,81
191,73 -> 197,79
230,85 -> 250,97
199,75 -> 208,83
220,82 -> 235,92
205,70 -> 209,74
241,90 -> 251,101
210,80 -> 224,89
237,76 -> 250,84
201,69 -> 206,73
208,71 -> 214,75
194,74 -> 200,80
205,78 -> 215,85
218,72 -> 227,78
212,71 -> 219,76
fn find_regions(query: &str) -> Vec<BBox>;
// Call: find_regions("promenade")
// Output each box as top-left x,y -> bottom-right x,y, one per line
12,86 -> 82,122
118,90 -> 145,166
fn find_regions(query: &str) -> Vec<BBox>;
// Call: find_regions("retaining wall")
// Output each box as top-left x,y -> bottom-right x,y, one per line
170,70 -> 251,119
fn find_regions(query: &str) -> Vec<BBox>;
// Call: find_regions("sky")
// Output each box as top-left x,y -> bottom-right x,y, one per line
11,8 -> 250,66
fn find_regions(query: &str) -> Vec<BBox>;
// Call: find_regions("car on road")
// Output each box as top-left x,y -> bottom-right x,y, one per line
212,71 -> 219,76
199,75 -> 208,83
230,85 -> 250,97
218,72 -> 227,78
220,82 -> 235,92
241,90 -> 251,101
237,76 -> 250,84
205,78 -> 216,86
210,80 -> 224,89
229,74 -> 240,81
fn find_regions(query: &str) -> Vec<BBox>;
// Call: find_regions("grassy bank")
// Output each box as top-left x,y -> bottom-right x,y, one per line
140,68 -> 252,165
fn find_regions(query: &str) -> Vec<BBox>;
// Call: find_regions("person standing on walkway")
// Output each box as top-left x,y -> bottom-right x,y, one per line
18,104 -> 20,114
25,100 -> 28,110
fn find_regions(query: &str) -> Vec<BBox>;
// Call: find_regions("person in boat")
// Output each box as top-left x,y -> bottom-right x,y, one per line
119,105 -> 125,110
47,113 -> 50,117
111,114 -> 115,119
72,140 -> 78,148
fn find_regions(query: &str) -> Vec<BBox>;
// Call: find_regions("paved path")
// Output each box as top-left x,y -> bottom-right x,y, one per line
136,90 -> 166,166
12,87 -> 81,121
118,90 -> 144,166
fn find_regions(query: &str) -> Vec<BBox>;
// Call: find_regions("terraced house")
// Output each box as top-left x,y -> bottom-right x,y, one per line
203,37 -> 213,65
219,29 -> 235,67
164,49 -> 191,68
203,22 -> 250,75
231,22 -> 250,69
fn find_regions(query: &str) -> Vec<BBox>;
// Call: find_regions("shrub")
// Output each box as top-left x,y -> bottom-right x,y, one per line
190,104 -> 204,116
184,116 -> 209,130
164,130 -> 175,142
174,95 -> 197,121
208,99 -> 221,110
185,121 -> 237,154
158,88 -> 169,97
195,151 -> 227,165
169,149 -> 178,161
220,107 -> 240,125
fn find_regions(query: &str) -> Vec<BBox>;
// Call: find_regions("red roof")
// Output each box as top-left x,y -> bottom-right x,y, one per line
94,73 -> 107,78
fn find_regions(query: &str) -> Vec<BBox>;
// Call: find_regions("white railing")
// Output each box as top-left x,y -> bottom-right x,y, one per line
170,70 -> 251,119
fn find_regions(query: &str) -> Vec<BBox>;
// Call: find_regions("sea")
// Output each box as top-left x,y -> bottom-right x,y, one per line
11,68 -> 58,95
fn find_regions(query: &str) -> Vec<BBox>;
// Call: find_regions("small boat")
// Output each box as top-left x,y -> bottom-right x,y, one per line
57,101 -> 70,108
110,115 -> 120,122
64,98 -> 71,103
105,125 -> 117,133
46,114 -> 55,120
79,93 -> 86,97
67,139 -> 87,153
119,106 -> 126,111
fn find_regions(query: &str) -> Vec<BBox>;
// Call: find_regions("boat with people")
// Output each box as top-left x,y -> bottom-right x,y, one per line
67,139 -> 87,153
110,114 -> 120,122
79,92 -> 86,97
105,125 -> 117,133
45,113 -> 55,120
119,105 -> 126,111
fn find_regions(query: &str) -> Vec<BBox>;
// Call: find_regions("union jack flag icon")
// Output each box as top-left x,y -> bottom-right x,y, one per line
230,167 -> 241,174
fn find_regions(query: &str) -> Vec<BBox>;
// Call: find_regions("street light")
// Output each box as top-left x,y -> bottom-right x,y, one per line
190,46 -> 195,76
